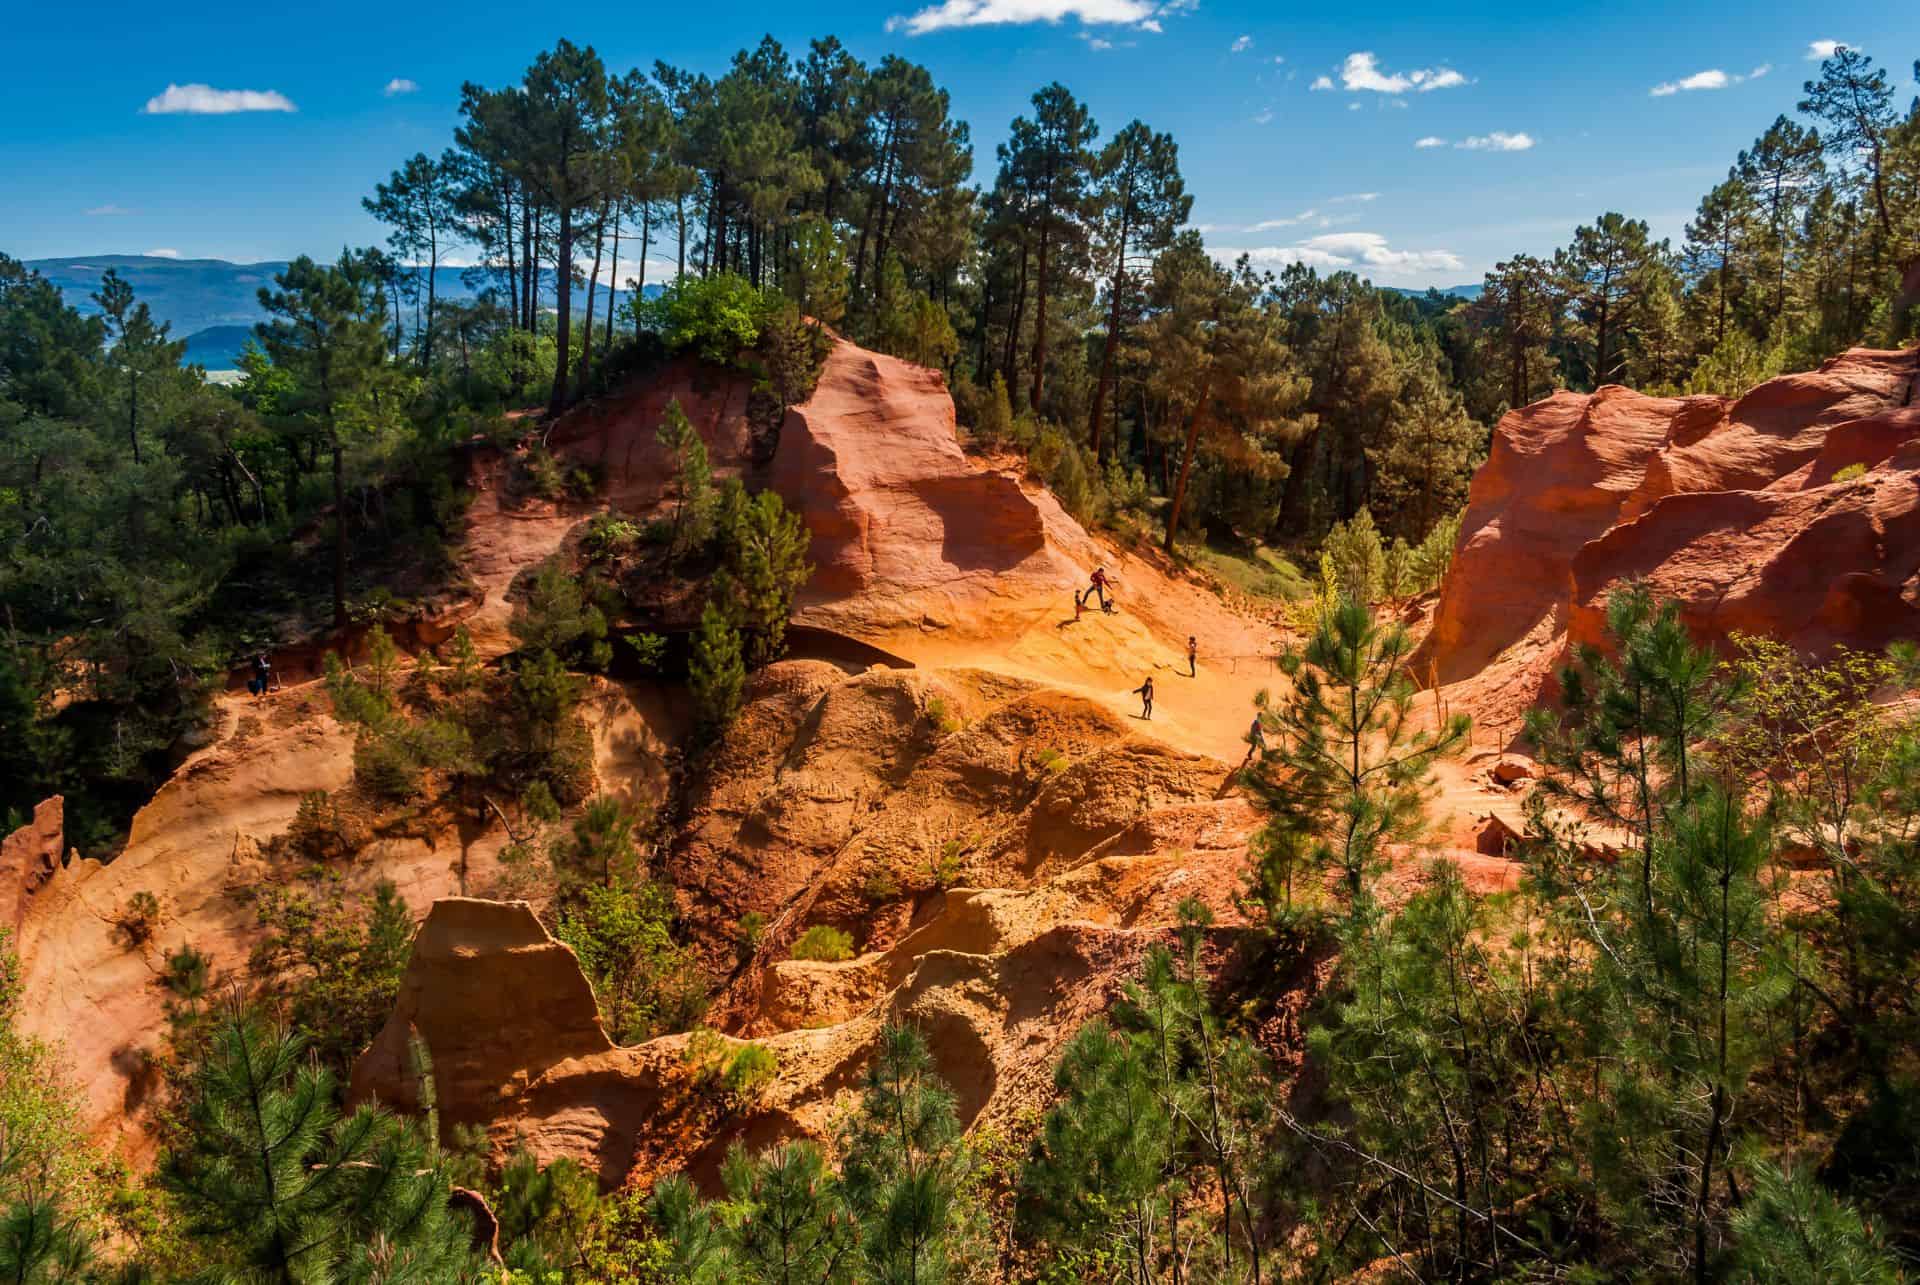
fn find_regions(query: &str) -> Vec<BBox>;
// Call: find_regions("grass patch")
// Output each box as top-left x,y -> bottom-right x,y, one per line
1192,539 -> 1311,601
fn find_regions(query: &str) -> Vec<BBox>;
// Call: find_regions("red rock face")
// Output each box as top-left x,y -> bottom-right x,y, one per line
1417,345 -> 1920,700
770,339 -> 1077,636
0,796 -> 63,932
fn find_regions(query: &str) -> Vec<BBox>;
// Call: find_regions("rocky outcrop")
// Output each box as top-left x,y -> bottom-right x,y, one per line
771,340 -> 1085,638
1417,346 -> 1920,707
1,796 -> 65,932
349,899 -> 613,1127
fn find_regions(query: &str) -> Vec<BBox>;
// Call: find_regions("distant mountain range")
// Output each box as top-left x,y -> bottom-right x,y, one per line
26,254 -> 660,370
1385,283 -> 1483,302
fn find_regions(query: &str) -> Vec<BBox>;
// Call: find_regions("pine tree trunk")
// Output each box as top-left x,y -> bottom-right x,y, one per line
1030,228 -> 1051,411
1089,255 -> 1127,460
605,206 -> 621,345
332,437 -> 348,630
1165,393 -> 1210,555
548,205 -> 574,417
578,200 -> 609,399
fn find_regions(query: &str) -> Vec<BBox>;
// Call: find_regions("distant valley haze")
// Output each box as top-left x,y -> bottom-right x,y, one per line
26,254 -> 658,369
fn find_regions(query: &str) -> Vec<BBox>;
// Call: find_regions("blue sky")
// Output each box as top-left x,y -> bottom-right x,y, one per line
5,0 -> 1916,290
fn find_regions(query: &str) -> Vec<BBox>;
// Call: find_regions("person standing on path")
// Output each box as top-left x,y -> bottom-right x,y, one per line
1187,636 -> 1198,677
1082,567 -> 1113,613
1131,675 -> 1154,720
1241,713 -> 1267,767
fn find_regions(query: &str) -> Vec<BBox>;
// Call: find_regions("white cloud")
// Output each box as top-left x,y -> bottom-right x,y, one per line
1347,102 -> 1362,111
1272,55 -> 1286,64
1310,74 -> 1334,90
1414,135 -> 1446,148
85,204 -> 133,216
1211,230 -> 1463,279
1457,131 -> 1535,151
142,83 -> 297,114
1250,210 -> 1316,230
1086,35 -> 1114,49
1749,63 -> 1772,78
1252,108 -> 1274,124
886,0 -> 1158,34
1806,39 -> 1846,60
146,248 -> 183,259
1650,68 -> 1730,96
1137,17 -> 1161,31
384,78 -> 419,96
1330,192 -> 1379,203
1231,34 -> 1252,52
1336,50 -> 1469,94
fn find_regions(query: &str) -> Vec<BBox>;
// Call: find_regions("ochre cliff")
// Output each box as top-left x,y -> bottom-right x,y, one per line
1416,346 -> 1920,713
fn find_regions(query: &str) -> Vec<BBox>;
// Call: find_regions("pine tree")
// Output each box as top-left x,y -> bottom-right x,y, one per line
1558,213 -> 1661,387
721,1140 -> 856,1283
1003,84 -> 1098,413
1087,121 -> 1189,460
1736,116 -> 1825,328
714,482 -> 813,666
1245,598 -> 1470,919
160,1007 -> 476,1282
1681,178 -> 1757,350
1525,589 -> 1786,1281
838,1025 -> 972,1285
689,602 -> 746,738
256,252 -> 397,629
657,398 -> 715,558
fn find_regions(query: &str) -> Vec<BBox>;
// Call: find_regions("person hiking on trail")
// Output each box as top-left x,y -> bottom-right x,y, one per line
1241,713 -> 1268,767
249,653 -> 272,700
1131,675 -> 1154,720
1187,636 -> 1198,676
1081,566 -> 1113,612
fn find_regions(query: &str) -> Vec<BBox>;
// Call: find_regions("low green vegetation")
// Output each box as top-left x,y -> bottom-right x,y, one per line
790,925 -> 856,963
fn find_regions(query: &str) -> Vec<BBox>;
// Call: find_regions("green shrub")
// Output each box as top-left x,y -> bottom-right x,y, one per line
624,631 -> 668,673
722,1043 -> 779,1100
971,373 -> 1014,450
1409,508 -> 1463,592
581,514 -> 641,561
636,273 -> 776,364
1832,461 -> 1868,483
116,890 -> 162,947
283,790 -> 365,863
510,560 -> 612,670
736,912 -> 767,961
689,603 -> 745,738
930,837 -> 968,889
165,944 -> 211,1000
925,696 -> 962,735
862,868 -> 902,903
711,482 -> 813,667
790,925 -> 855,963
353,733 -> 422,801
556,880 -> 707,1043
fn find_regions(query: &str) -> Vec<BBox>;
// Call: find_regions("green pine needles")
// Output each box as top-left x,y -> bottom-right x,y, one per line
160,1006 -> 477,1282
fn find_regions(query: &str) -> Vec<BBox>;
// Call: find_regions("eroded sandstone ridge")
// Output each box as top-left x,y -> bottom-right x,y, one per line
1416,347 -> 1920,714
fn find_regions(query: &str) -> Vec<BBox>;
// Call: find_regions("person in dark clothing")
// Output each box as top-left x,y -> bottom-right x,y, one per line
1241,713 -> 1268,767
1131,675 -> 1154,720
249,653 -> 272,699
1187,636 -> 1198,676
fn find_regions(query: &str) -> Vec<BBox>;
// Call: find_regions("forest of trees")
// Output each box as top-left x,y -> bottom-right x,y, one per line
3,28 -> 1920,1285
